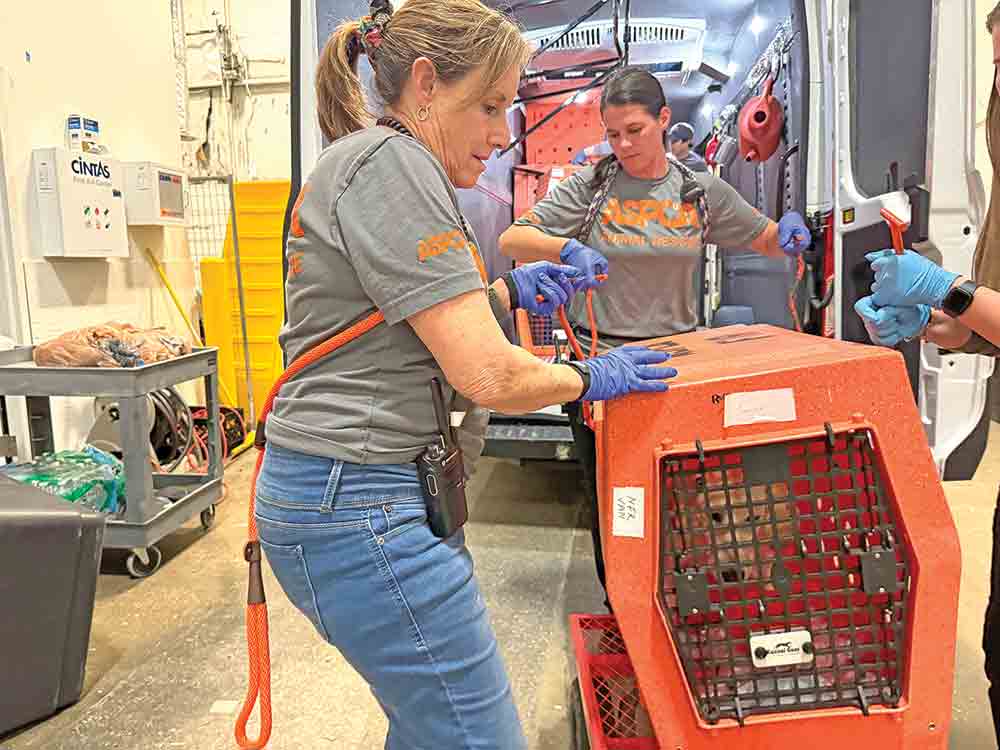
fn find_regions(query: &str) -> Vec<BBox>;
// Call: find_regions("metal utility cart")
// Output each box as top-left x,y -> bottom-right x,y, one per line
0,346 -> 223,578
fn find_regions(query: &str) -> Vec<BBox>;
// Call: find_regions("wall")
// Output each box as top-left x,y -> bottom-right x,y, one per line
182,0 -> 292,182
0,2 -> 198,453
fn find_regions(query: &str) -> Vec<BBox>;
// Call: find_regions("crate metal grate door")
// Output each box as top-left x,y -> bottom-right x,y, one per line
658,427 -> 911,725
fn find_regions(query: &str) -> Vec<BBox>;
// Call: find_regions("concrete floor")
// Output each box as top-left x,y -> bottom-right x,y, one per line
3,425 -> 1000,749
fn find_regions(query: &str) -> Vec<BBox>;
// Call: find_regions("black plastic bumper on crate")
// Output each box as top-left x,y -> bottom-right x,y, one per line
483,416 -> 577,461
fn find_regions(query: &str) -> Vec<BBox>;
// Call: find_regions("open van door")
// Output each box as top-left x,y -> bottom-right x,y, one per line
288,0 -> 992,478
831,0 -> 992,479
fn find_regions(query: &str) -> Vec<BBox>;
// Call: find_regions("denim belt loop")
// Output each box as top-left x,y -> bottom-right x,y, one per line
320,460 -> 344,513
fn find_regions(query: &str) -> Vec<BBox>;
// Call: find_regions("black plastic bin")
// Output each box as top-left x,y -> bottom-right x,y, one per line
0,475 -> 105,735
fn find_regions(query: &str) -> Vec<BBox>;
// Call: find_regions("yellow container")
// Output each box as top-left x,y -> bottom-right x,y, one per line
202,180 -> 290,420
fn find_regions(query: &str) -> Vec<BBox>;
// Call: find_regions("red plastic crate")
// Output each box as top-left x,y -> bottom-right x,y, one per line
570,614 -> 659,750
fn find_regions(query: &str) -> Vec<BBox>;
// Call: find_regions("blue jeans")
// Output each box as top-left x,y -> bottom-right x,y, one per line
254,443 -> 526,750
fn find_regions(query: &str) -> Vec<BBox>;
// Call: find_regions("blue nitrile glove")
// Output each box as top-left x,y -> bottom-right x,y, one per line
854,295 -> 930,347
867,249 -> 959,309
507,262 -> 583,316
777,211 -> 812,256
578,346 -> 677,401
560,239 -> 609,290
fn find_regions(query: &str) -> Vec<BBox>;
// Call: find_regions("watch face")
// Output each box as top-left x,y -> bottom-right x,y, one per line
944,281 -> 976,317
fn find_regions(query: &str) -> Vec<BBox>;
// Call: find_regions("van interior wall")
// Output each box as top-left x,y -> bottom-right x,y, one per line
694,0 -> 802,329
0,2 -> 200,453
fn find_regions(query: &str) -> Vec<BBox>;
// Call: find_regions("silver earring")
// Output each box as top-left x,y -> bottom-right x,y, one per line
416,105 -> 430,121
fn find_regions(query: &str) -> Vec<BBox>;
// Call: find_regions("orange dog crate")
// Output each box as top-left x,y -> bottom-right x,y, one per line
570,324 -> 960,749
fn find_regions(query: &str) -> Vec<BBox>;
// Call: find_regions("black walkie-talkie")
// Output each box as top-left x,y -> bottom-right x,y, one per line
417,378 -> 469,538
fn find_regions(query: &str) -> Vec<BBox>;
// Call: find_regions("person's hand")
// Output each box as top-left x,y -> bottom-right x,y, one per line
777,212 -> 812,256
924,309 -> 973,350
867,249 -> 959,308
578,346 -> 677,401
507,262 -> 583,316
560,239 -> 609,290
854,296 -> 929,347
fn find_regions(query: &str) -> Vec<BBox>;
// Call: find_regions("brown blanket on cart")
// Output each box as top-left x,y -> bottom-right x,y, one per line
33,322 -> 191,368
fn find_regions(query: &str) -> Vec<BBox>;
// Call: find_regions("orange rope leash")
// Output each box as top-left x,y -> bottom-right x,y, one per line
235,310 -> 385,750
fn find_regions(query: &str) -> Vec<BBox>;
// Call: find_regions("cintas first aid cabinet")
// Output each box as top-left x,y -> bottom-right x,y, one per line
29,148 -> 129,258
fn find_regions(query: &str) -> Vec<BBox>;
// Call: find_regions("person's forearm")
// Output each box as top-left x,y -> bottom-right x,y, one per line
459,344 -> 585,414
954,332 -> 1000,356
748,222 -> 785,259
953,276 -> 1000,348
498,225 -> 567,264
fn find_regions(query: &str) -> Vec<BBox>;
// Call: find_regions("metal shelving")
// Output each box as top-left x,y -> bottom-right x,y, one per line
0,346 -> 223,577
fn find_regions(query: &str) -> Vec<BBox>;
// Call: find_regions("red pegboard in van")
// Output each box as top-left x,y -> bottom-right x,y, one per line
523,100 -> 605,165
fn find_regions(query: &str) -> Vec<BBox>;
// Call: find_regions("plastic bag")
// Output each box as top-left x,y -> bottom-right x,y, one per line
32,322 -> 191,368
0,446 -> 125,514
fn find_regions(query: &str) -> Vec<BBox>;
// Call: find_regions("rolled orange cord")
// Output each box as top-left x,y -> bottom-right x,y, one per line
236,310 -> 385,750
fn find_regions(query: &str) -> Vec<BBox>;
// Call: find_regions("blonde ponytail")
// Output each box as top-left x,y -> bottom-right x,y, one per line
316,20 -> 373,142
313,0 -> 530,144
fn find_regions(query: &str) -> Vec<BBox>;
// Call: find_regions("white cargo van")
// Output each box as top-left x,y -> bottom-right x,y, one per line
289,0 -> 989,479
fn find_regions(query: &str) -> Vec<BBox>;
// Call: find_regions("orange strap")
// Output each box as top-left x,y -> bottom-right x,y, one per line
551,286 -> 600,430
533,274 -> 605,363
788,255 -> 805,333
558,289 -> 599,362
235,310 -> 385,750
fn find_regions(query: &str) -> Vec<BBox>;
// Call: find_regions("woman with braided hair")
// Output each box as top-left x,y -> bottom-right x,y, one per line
500,66 -> 813,612
255,1 -> 676,747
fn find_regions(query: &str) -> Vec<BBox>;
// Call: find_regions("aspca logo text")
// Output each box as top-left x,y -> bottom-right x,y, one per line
71,158 -> 111,179
602,198 -> 701,230
417,230 -> 487,283
418,230 -> 471,262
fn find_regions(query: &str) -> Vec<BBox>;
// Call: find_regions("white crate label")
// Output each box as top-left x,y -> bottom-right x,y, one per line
750,630 -> 815,669
612,487 -> 644,538
724,388 -> 797,427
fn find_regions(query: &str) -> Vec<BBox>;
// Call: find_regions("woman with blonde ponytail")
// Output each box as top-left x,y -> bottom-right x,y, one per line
253,1 -> 677,746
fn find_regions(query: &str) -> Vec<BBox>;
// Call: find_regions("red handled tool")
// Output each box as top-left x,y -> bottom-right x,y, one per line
880,207 -> 909,254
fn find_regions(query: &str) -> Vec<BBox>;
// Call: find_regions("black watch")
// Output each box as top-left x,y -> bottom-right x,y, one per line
499,272 -> 520,310
564,360 -> 591,400
941,279 -> 978,318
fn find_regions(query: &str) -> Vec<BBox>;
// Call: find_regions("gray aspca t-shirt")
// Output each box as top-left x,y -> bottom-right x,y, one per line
268,126 -> 488,464
514,163 -> 767,340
